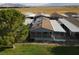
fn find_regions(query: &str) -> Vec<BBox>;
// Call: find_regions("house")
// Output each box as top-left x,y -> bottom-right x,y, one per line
41,13 -> 50,18
59,18 -> 79,40
23,12 -> 37,27
64,12 -> 79,18
24,12 -> 36,19
30,17 -> 53,42
23,18 -> 34,25
35,13 -> 50,18
75,18 -> 79,22
50,13 -> 65,20
30,17 -> 66,42
34,13 -> 50,22
23,13 -> 50,29
65,18 -> 79,39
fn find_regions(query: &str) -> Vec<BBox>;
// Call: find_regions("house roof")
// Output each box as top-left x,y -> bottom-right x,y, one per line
24,12 -> 36,17
50,20 -> 66,32
66,17 -> 79,27
31,17 -> 65,32
42,18 -> 53,30
41,13 -> 50,17
51,13 -> 64,18
35,13 -> 50,18
60,14 -> 68,18
30,17 -> 53,31
59,18 -> 79,32
64,12 -> 79,18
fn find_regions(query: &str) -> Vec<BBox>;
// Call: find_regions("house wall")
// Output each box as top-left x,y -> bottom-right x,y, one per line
70,32 -> 79,39
75,33 -> 79,39
30,28 -> 66,42
30,31 -> 53,41
53,32 -> 66,42
60,23 -> 79,40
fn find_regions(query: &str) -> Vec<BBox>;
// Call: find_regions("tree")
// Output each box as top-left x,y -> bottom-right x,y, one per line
15,25 -> 29,43
0,9 -> 29,48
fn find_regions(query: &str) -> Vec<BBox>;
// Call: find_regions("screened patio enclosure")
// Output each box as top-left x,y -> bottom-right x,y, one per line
30,28 -> 54,42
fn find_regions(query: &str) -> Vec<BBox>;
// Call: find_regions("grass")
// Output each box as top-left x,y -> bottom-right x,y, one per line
0,43 -> 54,55
0,43 -> 79,55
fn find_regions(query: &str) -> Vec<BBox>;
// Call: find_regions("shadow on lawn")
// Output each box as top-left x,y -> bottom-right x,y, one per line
0,47 -> 6,52
50,46 -> 79,55
0,47 -> 12,52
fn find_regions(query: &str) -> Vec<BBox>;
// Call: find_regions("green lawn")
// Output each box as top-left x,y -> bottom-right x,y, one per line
0,43 -> 79,55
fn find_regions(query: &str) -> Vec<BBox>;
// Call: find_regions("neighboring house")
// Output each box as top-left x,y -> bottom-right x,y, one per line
24,12 -> 36,19
34,13 -> 50,21
24,13 -> 50,24
59,18 -> 79,40
23,18 -> 34,25
50,13 -> 65,20
75,18 -> 79,22
41,13 -> 50,18
64,12 -> 79,18
30,17 -> 66,42
23,12 -> 36,27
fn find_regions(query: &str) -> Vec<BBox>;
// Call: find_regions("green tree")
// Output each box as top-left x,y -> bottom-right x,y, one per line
15,25 -> 29,43
0,9 -> 29,48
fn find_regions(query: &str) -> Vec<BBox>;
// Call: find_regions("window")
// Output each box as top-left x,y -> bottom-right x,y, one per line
42,32 -> 49,38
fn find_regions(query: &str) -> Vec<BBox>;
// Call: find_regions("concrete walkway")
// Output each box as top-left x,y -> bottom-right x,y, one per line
16,42 -> 63,46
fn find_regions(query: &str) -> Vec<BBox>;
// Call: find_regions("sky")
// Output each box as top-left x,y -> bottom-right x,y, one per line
0,0 -> 79,3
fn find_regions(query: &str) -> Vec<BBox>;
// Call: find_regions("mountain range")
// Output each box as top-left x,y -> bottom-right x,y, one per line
0,3 -> 25,7
0,3 -> 79,7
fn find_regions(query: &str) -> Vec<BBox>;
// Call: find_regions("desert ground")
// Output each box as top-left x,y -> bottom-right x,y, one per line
15,7 -> 79,14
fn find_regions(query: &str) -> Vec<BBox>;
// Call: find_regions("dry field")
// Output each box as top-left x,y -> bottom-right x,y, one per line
15,7 -> 79,14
